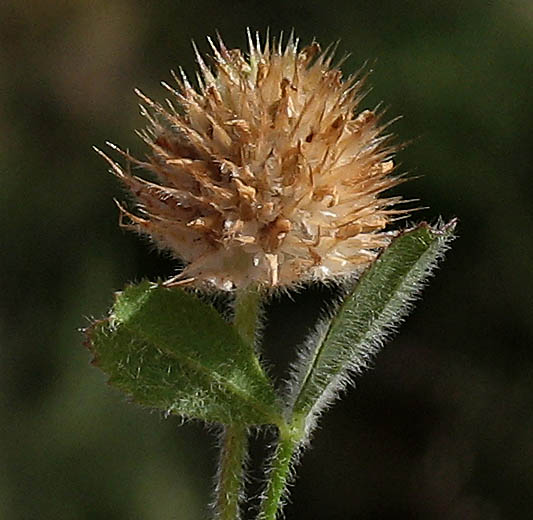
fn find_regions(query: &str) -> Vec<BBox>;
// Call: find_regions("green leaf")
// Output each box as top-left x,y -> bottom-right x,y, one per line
287,220 -> 457,439
85,281 -> 282,426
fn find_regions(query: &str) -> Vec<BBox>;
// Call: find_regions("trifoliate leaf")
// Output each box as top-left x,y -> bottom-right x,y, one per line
287,220 -> 456,439
86,281 -> 282,426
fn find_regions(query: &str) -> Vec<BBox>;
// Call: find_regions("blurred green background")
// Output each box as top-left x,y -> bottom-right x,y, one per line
2,1 -> 532,518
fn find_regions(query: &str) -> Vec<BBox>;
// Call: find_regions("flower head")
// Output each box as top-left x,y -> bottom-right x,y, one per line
98,32 -> 408,290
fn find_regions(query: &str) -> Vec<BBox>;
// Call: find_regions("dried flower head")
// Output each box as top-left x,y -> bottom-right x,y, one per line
98,32 -> 408,290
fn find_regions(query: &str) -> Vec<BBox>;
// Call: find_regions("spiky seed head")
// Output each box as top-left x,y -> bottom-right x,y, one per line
98,32 -> 409,291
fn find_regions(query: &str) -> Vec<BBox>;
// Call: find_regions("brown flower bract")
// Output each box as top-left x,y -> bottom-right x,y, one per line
99,33 -> 407,290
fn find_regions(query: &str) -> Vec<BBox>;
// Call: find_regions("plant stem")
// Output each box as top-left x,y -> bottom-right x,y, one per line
233,286 -> 262,347
258,427 -> 300,520
215,424 -> 249,520
214,287 -> 262,520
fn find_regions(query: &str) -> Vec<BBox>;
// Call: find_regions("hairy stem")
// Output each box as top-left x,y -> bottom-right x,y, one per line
233,286 -> 262,347
258,427 -> 300,520
214,287 -> 262,520
215,424 -> 249,520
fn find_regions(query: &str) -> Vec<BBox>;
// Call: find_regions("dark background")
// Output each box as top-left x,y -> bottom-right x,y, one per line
2,1 -> 532,518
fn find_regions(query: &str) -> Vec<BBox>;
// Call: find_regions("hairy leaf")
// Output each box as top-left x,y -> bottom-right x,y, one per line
86,281 -> 281,426
287,220 -> 456,439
